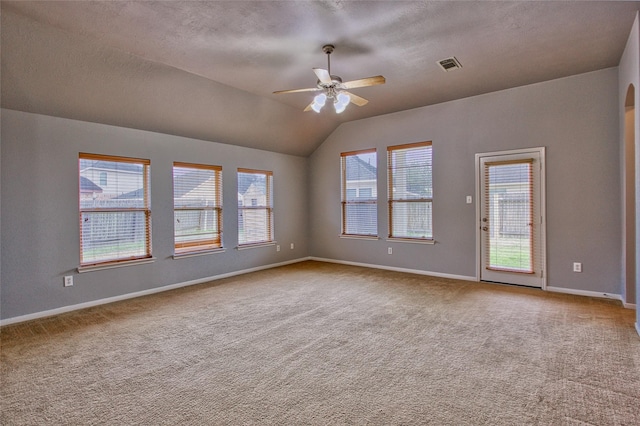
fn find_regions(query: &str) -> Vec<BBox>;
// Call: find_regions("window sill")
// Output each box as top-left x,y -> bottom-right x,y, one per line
339,234 -> 379,241
386,237 -> 435,245
236,241 -> 276,250
77,257 -> 156,273
173,248 -> 226,259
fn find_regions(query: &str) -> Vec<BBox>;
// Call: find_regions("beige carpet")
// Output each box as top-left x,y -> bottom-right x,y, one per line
1,261 -> 639,425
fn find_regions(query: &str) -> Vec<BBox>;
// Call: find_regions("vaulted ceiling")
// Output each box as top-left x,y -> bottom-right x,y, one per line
2,1 -> 639,156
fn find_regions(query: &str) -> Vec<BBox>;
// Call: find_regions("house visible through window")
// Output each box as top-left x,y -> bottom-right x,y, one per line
238,169 -> 273,246
173,162 -> 223,254
359,188 -> 372,198
78,153 -> 151,266
341,149 -> 377,237
388,141 -> 433,240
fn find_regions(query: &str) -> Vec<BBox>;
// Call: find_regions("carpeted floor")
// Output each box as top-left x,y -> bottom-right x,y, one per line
1,261 -> 639,425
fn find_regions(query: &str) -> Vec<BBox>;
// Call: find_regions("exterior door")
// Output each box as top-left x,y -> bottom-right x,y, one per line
477,149 -> 545,288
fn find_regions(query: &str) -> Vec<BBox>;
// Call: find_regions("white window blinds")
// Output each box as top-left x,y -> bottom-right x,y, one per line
238,169 -> 273,245
79,153 -> 151,266
173,162 -> 223,254
388,142 -> 433,240
483,159 -> 535,273
341,149 -> 377,236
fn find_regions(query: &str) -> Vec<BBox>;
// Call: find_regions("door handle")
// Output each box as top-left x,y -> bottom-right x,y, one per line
482,226 -> 488,231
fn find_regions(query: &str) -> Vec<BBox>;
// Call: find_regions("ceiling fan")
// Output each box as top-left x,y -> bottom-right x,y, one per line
273,44 -> 385,113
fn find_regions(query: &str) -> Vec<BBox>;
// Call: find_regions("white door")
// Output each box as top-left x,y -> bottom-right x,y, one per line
477,149 -> 545,288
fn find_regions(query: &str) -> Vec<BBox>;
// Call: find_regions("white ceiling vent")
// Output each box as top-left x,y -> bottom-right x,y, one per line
437,57 -> 462,72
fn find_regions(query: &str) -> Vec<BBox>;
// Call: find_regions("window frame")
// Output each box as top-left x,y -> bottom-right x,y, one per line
78,153 -> 152,268
387,141 -> 433,242
237,168 -> 274,247
340,148 -> 378,238
173,162 -> 223,255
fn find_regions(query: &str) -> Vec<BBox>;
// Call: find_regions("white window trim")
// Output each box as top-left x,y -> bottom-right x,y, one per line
236,241 -> 277,250
77,257 -> 156,273
386,237 -> 435,245
173,248 -> 226,259
339,235 -> 379,241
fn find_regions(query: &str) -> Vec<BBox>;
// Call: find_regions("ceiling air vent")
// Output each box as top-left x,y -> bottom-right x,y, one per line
437,57 -> 462,72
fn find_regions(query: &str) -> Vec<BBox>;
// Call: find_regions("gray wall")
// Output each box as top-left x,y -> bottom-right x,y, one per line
618,12 -> 640,330
0,67 -> 627,322
1,109 -> 309,320
309,68 -> 622,294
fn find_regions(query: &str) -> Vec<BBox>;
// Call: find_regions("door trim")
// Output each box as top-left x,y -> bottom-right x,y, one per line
475,147 -> 547,289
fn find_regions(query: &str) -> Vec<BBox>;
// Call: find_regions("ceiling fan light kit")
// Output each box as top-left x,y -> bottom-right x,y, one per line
334,92 -> 350,113
311,93 -> 327,113
274,44 -> 386,113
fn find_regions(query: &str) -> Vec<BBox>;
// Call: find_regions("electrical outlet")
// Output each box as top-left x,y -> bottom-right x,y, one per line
388,247 -> 393,255
64,276 -> 73,287
276,245 -> 281,252
573,262 -> 582,273
290,243 -> 294,250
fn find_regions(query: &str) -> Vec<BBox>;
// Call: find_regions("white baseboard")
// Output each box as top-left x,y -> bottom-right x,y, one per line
2,257 -> 633,326
546,286 -> 625,303
311,260 -> 639,311
309,257 -> 477,282
0,257 -> 312,327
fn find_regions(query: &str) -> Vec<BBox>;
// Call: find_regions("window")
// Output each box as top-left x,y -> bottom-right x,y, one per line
99,172 -> 107,186
359,188 -> 372,198
173,162 -> 223,254
387,142 -> 433,240
341,149 -> 377,236
238,169 -> 273,245
484,159 -> 534,273
79,153 -> 151,266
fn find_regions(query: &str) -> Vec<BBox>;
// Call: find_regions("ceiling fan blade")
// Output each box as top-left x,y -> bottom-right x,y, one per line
313,68 -> 332,85
273,87 -> 320,95
344,91 -> 369,106
342,75 -> 386,89
303,101 -> 315,112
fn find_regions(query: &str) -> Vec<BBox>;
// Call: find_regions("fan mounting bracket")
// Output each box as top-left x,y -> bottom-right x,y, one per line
322,44 -> 335,55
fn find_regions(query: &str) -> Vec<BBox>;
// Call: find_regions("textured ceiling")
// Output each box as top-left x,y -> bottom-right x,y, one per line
2,1 -> 639,156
